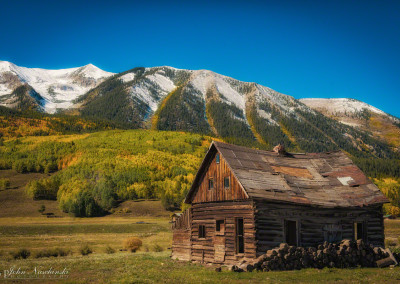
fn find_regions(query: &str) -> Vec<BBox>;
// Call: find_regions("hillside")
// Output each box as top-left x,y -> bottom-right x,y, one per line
0,130 -> 210,216
0,106 -> 132,137
301,98 -> 400,150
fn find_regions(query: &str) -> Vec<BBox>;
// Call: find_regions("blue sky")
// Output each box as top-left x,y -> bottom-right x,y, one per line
1,0 -> 399,117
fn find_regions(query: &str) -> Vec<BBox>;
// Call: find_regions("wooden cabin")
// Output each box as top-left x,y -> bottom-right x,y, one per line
172,141 -> 388,265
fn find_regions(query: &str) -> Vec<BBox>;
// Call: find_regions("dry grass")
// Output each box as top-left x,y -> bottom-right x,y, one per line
0,216 -> 171,257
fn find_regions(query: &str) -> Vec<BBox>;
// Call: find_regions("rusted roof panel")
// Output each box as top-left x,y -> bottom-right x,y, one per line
210,141 -> 389,208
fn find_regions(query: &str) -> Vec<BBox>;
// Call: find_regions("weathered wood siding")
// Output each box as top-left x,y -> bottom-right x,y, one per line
192,151 -> 247,204
191,201 -> 256,264
254,200 -> 384,256
171,209 -> 192,261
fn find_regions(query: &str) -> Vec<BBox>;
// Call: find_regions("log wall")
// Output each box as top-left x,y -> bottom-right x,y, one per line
172,199 -> 384,264
171,209 -> 192,261
192,151 -> 247,203
254,200 -> 384,256
190,200 -> 256,265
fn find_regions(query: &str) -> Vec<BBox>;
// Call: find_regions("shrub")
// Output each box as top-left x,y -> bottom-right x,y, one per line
392,246 -> 400,254
56,248 -> 70,257
122,208 -> 132,214
26,177 -> 59,200
80,244 -> 93,256
38,205 -> 46,214
34,248 -> 70,258
104,246 -> 115,254
0,178 -> 10,190
13,160 -> 27,173
44,161 -> 58,174
153,244 -> 163,252
58,178 -> 104,217
11,248 -> 30,259
0,159 -> 12,170
123,237 -> 142,252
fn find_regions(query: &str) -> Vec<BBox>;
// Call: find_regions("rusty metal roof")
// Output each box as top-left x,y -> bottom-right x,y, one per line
185,141 -> 388,208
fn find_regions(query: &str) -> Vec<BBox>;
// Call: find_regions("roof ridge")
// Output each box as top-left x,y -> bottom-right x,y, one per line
211,140 -> 344,156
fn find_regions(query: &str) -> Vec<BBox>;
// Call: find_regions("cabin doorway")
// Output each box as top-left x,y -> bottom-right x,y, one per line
236,218 -> 244,254
214,219 -> 225,262
354,222 -> 366,240
285,220 -> 298,246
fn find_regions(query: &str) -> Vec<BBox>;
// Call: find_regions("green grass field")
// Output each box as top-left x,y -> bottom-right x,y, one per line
1,252 -> 400,283
0,217 -> 399,283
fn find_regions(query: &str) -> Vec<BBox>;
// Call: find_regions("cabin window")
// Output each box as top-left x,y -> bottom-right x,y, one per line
236,218 -> 244,254
285,220 -> 298,246
323,224 -> 343,243
224,177 -> 230,189
216,219 -> 225,234
198,225 -> 206,238
354,222 -> 366,241
208,178 -> 214,190
216,154 -> 220,164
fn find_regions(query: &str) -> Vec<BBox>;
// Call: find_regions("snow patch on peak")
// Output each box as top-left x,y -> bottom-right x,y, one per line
73,64 -> 114,79
0,61 -> 14,72
0,61 -> 115,113
147,73 -> 175,92
213,74 -> 246,110
119,73 -> 136,83
127,69 -> 176,113
258,109 -> 279,125
189,70 -> 215,96
300,98 -> 385,116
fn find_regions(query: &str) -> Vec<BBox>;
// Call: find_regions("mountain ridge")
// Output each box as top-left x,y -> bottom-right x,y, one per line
0,60 -> 114,113
0,61 -> 399,158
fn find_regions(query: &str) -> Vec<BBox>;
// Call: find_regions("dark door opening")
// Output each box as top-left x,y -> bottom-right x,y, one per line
236,218 -> 244,254
354,222 -> 365,240
285,220 -> 298,246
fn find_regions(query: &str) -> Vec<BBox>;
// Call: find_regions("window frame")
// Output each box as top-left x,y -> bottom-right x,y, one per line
216,219 -> 225,235
224,176 -> 230,189
198,225 -> 206,239
208,178 -> 214,190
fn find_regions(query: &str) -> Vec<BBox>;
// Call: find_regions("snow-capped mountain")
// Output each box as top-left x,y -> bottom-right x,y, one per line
78,66 -> 310,131
0,61 -> 114,113
76,65 -> 398,157
0,61 -> 398,156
